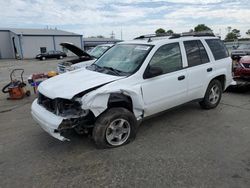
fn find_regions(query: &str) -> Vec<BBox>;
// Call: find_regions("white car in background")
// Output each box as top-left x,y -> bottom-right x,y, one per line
32,32 -> 233,148
57,43 -> 114,73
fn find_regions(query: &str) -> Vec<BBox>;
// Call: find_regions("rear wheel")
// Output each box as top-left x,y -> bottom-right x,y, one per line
93,107 -> 138,148
199,79 -> 222,109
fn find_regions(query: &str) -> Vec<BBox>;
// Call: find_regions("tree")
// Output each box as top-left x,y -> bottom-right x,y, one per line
232,29 -> 241,37
166,29 -> 174,35
225,32 -> 238,41
246,29 -> 250,36
155,28 -> 166,35
225,28 -> 241,41
194,24 -> 212,32
97,35 -> 105,38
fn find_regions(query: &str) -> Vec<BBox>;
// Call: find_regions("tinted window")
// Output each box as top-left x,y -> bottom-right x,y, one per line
205,39 -> 229,60
184,40 -> 209,67
197,41 -> 209,63
40,47 -> 46,53
149,43 -> 182,74
48,51 -> 54,55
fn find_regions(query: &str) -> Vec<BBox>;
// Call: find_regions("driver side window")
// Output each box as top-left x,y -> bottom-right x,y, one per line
149,43 -> 183,74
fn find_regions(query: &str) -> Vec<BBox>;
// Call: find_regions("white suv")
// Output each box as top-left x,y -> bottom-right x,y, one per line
31,33 -> 233,148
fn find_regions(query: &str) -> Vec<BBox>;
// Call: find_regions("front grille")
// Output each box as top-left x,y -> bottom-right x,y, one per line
242,63 -> 250,69
38,93 -> 56,113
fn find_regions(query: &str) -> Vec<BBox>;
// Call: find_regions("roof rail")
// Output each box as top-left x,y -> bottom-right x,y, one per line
134,33 -> 171,40
134,31 -> 215,41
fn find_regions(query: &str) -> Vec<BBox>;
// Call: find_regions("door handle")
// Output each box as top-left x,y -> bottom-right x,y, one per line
178,75 -> 185,81
207,67 -> 213,72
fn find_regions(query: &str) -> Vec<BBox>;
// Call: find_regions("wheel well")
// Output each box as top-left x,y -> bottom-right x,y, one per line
108,93 -> 133,112
212,75 -> 226,90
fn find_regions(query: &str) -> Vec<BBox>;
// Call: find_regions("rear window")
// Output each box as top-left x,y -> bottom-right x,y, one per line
205,39 -> 229,60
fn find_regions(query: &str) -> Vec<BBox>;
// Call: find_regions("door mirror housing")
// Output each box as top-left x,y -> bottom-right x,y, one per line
144,66 -> 163,79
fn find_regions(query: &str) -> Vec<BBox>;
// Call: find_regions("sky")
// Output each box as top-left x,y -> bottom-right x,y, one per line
0,0 -> 250,40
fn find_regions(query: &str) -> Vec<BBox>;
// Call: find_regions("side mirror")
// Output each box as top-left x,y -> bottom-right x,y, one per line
144,66 -> 163,79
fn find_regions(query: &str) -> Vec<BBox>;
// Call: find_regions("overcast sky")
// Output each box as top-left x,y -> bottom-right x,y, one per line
0,0 -> 250,40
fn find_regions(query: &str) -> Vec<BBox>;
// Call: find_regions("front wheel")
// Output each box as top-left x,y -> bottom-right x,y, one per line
93,108 -> 138,149
199,79 -> 222,109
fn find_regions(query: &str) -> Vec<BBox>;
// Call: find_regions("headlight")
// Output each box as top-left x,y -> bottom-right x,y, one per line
65,66 -> 75,72
56,98 -> 89,117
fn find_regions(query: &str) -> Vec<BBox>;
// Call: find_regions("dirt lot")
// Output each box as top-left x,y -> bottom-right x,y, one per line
0,59 -> 250,188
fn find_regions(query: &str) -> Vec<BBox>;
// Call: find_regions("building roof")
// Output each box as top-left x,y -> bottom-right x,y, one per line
0,28 -> 81,36
83,37 -> 122,42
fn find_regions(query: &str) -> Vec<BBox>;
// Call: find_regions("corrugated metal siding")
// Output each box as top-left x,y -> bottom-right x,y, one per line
54,36 -> 82,56
0,31 -> 14,59
21,36 -> 54,58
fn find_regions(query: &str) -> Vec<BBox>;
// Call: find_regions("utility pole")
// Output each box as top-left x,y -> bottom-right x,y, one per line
120,27 -> 123,40
110,31 -> 115,39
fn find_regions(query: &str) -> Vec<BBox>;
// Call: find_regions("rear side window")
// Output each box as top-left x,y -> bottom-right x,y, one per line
184,40 -> 209,67
205,39 -> 229,60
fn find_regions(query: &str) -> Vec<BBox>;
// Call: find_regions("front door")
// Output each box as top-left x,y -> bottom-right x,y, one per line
141,42 -> 188,116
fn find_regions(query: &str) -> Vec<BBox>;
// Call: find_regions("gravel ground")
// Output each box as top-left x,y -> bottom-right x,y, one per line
0,59 -> 250,188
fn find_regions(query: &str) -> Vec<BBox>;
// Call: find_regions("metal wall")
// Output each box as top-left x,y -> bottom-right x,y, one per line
21,36 -> 54,58
54,36 -> 82,56
0,31 -> 14,59
21,35 -> 82,58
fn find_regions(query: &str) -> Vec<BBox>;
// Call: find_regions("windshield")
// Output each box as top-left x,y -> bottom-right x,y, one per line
88,44 -> 152,76
238,44 -> 250,50
89,46 -> 110,58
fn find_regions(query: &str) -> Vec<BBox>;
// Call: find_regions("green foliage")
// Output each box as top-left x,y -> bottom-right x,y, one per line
155,28 -> 166,34
166,30 -> 174,34
246,29 -> 250,36
225,32 -> 238,41
225,29 -> 241,41
194,24 -> 212,32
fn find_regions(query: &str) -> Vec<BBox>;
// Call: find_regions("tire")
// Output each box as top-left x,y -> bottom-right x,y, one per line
93,107 -> 138,149
25,90 -> 31,97
41,57 -> 46,61
199,79 -> 222,109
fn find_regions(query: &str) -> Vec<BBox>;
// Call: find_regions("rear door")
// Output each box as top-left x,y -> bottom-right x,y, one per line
141,42 -> 188,116
183,40 -> 213,100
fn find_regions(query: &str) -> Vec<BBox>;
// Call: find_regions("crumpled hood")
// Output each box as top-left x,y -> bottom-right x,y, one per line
38,68 -> 124,99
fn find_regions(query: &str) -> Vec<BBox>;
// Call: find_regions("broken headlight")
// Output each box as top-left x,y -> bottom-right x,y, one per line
56,98 -> 89,117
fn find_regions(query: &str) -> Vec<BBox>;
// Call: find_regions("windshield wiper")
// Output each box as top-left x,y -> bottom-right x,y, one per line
103,66 -> 122,76
89,64 -> 123,76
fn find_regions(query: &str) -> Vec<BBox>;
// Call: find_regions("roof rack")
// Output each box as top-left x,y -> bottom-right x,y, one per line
134,31 -> 215,41
134,33 -> 172,40
170,31 -> 215,39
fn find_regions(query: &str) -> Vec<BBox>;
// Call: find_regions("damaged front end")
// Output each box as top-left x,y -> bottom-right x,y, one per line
31,93 -> 95,141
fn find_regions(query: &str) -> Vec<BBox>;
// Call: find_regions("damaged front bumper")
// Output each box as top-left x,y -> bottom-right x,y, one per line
31,99 -> 69,141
